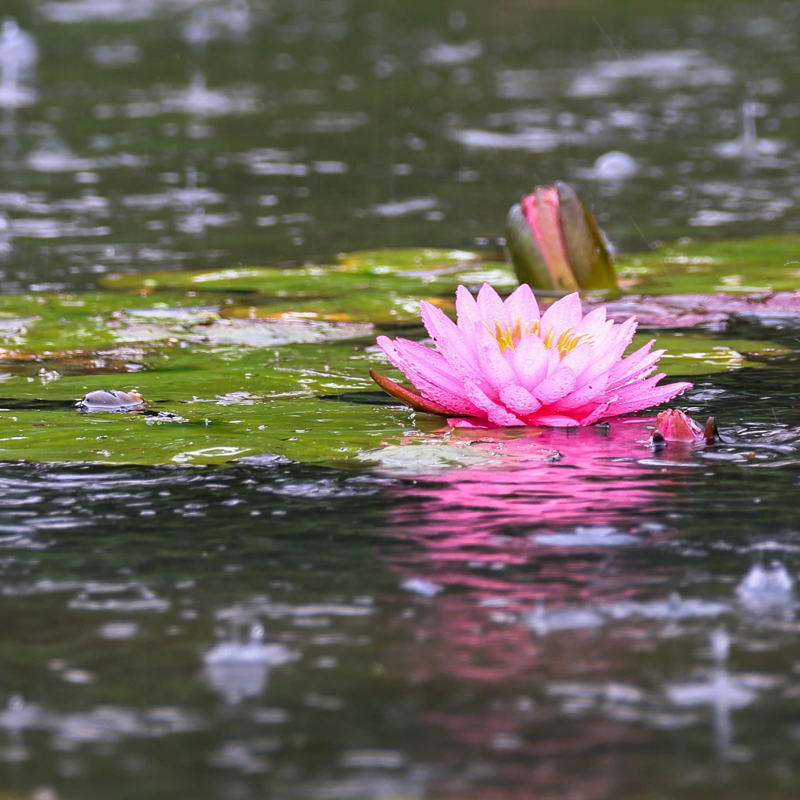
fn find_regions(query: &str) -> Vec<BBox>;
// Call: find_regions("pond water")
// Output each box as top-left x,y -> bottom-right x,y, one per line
1,1 -> 800,799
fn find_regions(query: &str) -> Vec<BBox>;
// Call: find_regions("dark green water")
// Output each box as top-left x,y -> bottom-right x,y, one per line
1,1 -> 800,799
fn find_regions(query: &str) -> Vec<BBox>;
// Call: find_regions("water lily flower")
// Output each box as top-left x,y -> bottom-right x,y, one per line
650,408 -> 719,447
505,182 -> 618,294
371,283 -> 691,428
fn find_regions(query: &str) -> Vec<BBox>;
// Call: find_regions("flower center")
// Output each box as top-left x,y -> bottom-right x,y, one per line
490,318 -> 590,357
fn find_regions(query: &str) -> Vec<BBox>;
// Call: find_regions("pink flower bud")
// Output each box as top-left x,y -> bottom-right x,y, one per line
650,408 -> 719,446
505,182 -> 618,294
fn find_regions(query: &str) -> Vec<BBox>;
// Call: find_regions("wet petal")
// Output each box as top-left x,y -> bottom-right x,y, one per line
476,283 -> 509,327
604,375 -> 691,416
532,366 -> 577,405
540,292 -> 583,335
464,380 -> 527,426
504,282 -> 540,326
499,384 -> 542,416
513,333 -> 549,390
377,336 -> 482,415
527,411 -> 580,427
420,300 -> 482,383
476,330 -> 518,395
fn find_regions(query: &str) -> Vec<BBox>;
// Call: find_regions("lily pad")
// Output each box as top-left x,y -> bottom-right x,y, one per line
0,342 -> 418,466
100,249 -> 517,298
616,235 -> 800,296
638,332 -> 789,375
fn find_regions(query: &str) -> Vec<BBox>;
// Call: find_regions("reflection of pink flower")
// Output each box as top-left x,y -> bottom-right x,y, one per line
379,424 -> 701,800
373,283 -> 691,428
387,420 -> 680,605
383,421 -> 695,687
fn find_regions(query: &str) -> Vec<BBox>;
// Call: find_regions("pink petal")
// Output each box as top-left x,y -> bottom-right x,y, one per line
504,283 -> 540,326
377,336 -> 482,415
559,340 -> 594,379
573,305 -> 607,338
513,334 -> 549,390
578,316 -> 638,385
526,411 -> 580,427
476,283 -> 509,327
464,380 -> 527,426
455,284 -> 480,334
499,384 -> 542,416
578,400 -> 614,426
476,331 -> 518,395
420,300 -> 483,384
447,417 -> 498,429
608,342 -> 664,389
540,292 -> 583,335
551,373 -> 610,411
532,366 -> 577,405
603,376 -> 691,416
456,286 -> 483,337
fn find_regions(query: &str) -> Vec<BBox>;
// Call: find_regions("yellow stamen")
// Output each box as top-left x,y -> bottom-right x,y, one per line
488,317 -> 591,357
556,327 -> 590,356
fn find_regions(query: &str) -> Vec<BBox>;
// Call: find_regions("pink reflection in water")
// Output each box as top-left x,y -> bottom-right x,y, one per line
380,417 -> 705,683
387,417 -> 694,606
378,419 -> 703,800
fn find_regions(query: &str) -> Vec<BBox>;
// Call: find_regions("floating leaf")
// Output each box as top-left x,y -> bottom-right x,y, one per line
101,249 -> 517,297
616,235 -> 800,296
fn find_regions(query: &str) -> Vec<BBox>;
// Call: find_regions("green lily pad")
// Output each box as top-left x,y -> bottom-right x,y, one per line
100,249 -> 517,299
616,235 -> 800,295
0,343 -> 420,466
636,332 -> 789,375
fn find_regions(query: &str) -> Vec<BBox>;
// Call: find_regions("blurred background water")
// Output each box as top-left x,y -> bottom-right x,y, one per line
1,1 -> 800,799
0,0 -> 799,289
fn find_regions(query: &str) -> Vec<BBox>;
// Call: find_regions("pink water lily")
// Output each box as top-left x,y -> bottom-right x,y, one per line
372,283 -> 692,428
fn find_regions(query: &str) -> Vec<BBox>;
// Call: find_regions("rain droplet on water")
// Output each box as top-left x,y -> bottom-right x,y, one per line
736,562 -> 794,612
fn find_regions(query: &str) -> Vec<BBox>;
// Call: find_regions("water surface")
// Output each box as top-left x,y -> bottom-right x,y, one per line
1,1 -> 800,799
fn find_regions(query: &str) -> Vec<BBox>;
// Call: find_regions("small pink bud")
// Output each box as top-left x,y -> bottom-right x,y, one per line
650,409 -> 719,447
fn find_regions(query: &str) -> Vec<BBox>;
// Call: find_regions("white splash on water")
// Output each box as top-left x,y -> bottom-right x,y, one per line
0,19 -> 38,108
204,622 -> 299,704
533,524 -> 639,547
527,603 -> 605,635
736,562 -> 794,612
401,578 -> 443,597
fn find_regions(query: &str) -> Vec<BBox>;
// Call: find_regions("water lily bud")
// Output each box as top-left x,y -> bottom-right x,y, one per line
505,182 -> 618,294
650,408 -> 718,446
